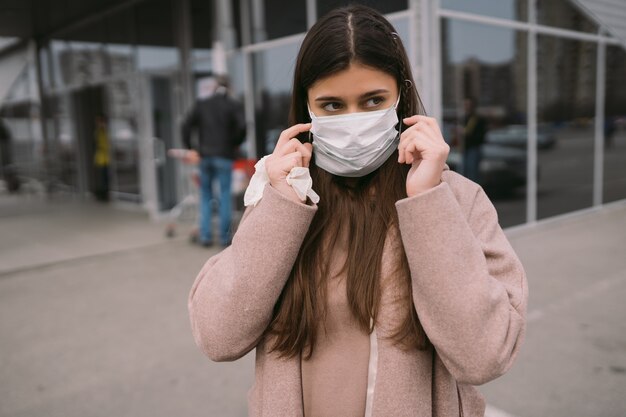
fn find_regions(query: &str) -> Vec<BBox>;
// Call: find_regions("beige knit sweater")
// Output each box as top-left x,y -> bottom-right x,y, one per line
188,166 -> 528,417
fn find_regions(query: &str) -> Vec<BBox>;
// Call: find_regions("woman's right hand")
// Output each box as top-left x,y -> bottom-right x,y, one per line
265,123 -> 313,203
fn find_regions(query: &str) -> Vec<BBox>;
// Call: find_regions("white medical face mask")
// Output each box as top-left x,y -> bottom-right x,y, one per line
308,96 -> 401,177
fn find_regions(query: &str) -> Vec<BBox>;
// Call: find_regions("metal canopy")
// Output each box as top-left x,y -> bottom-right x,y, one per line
0,0 -> 215,48
0,0 -> 137,38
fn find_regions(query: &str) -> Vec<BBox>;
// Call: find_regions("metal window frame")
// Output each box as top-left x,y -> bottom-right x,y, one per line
594,29 -> 606,206
438,1 -> 618,225
30,0 -> 622,222
528,0 -> 538,223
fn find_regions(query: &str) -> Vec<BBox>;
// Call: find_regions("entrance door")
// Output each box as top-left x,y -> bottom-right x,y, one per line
72,86 -> 105,197
150,75 -> 179,211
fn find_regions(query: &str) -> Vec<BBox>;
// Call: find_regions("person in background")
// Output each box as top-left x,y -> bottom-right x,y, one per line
462,97 -> 487,184
93,115 -> 110,202
0,118 -> 20,193
182,75 -> 246,247
604,116 -> 616,149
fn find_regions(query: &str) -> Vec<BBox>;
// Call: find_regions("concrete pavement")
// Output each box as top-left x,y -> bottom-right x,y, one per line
1,192 -> 625,417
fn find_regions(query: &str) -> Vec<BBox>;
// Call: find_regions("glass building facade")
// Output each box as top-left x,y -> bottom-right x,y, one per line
0,0 -> 624,227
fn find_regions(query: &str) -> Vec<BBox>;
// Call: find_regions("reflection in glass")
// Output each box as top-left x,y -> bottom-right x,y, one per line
50,40 -> 70,88
106,81 -> 140,197
0,103 -> 41,180
59,21 -> 109,86
251,41 -> 301,158
537,35 -> 596,219
537,0 -> 597,33
45,94 -> 78,189
441,0 -> 527,21
67,41 -> 109,85
441,18 -> 528,227
603,45 -> 626,203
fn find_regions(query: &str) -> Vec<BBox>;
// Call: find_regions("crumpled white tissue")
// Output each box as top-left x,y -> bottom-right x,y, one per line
286,167 -> 320,203
243,155 -> 320,207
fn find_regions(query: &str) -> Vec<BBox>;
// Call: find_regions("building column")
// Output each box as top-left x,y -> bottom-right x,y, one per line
174,0 -> 193,113
527,0 -> 538,223
593,30 -> 606,207
32,39 -> 53,193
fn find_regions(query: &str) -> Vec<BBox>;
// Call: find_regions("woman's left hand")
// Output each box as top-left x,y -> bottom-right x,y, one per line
398,115 -> 450,197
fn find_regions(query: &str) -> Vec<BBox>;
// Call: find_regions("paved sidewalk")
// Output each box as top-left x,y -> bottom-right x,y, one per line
0,194 -> 165,276
1,193 -> 625,417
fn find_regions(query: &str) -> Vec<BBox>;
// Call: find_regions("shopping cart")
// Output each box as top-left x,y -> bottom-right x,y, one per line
164,149 -> 257,242
164,149 -> 200,241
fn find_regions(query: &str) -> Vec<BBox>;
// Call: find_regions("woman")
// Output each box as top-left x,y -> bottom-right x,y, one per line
188,5 -> 527,417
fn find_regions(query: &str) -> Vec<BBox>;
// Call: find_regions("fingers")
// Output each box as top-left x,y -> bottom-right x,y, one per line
399,125 -> 435,163
266,151 -> 303,180
278,138 -> 313,167
402,115 -> 437,127
398,115 -> 448,164
274,123 -> 312,152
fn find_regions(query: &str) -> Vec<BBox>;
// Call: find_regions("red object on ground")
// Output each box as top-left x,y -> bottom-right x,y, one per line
233,159 -> 257,178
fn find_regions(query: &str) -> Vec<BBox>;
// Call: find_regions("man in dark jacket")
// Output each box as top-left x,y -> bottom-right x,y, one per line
182,75 -> 246,247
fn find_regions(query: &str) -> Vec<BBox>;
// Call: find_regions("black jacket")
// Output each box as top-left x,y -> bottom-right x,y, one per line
463,114 -> 487,149
182,92 -> 246,159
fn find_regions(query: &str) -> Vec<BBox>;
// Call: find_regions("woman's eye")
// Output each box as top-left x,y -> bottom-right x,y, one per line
365,97 -> 385,108
322,102 -> 343,112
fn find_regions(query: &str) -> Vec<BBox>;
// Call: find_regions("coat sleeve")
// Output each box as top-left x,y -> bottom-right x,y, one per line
395,180 -> 528,385
188,185 -> 317,361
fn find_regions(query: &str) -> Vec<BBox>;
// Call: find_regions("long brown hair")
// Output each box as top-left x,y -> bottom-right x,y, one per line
267,5 -> 429,359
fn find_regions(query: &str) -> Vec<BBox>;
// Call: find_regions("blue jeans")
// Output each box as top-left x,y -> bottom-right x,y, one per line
463,145 -> 483,184
199,156 -> 234,245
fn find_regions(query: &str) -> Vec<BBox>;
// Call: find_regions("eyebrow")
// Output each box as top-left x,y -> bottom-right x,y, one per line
314,89 -> 390,102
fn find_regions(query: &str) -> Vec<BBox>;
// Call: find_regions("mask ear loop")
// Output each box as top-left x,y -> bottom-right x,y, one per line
398,80 -> 413,137
305,103 -> 314,144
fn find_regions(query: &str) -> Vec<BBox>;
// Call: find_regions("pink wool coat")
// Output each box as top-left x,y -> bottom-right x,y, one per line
188,166 -> 528,417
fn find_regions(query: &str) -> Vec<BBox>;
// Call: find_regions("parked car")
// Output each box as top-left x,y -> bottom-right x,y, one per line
486,124 -> 556,150
447,143 -> 538,192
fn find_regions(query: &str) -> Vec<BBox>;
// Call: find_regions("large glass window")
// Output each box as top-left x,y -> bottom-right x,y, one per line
441,19 -> 528,227
65,21 -> 109,86
317,0 -> 408,18
106,80 -> 140,197
603,44 -> 626,204
251,41 -> 301,158
537,0 -> 598,33
0,105 -> 40,179
1,62 -> 44,182
50,40 -> 71,88
537,35 -> 596,219
46,94 -> 78,190
441,0 -> 527,22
